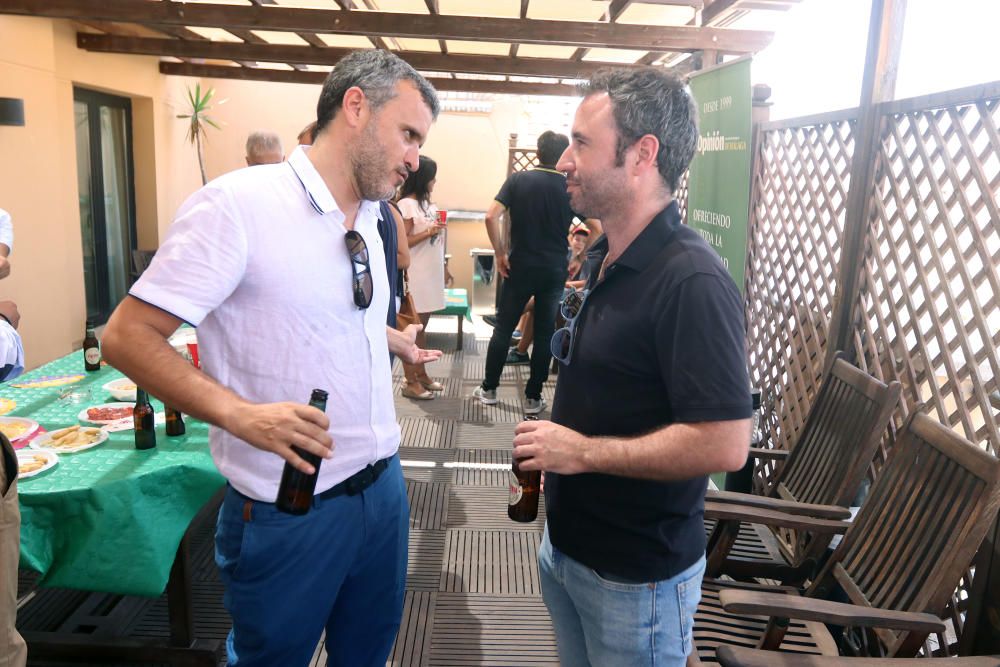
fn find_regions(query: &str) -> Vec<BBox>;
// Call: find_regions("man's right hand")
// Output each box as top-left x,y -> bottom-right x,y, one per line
224,401 -> 333,474
496,253 -> 511,279
0,300 -> 20,329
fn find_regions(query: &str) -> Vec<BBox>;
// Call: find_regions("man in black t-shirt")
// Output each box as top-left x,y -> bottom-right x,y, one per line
474,131 -> 576,414
511,69 -> 752,666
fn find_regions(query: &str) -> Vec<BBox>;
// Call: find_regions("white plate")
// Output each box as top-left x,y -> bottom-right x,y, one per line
16,448 -> 58,478
0,416 -> 40,443
102,378 -> 138,402
78,402 -> 136,425
31,426 -> 108,454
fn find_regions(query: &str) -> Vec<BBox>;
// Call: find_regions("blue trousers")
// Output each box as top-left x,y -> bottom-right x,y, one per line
215,456 -> 409,667
538,526 -> 705,666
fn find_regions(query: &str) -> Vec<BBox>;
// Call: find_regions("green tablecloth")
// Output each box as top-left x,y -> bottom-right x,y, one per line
434,288 -> 473,321
5,351 -> 225,596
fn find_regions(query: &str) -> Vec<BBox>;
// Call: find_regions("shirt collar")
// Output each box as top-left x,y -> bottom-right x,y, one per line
607,200 -> 683,273
288,145 -> 383,223
533,167 -> 564,177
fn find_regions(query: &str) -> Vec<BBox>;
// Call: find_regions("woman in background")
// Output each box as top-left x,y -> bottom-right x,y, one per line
396,156 -> 445,400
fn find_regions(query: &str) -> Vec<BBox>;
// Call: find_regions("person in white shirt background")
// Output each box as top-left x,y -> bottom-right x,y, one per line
0,206 -> 25,667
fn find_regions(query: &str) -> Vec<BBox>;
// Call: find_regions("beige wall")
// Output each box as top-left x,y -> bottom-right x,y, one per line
200,78 -> 521,212
0,18 -> 539,368
0,15 -> 201,369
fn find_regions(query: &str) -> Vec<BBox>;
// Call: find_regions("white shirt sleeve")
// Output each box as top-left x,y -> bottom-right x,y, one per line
0,209 -> 13,253
129,185 -> 248,326
0,321 -> 24,382
396,198 -> 420,220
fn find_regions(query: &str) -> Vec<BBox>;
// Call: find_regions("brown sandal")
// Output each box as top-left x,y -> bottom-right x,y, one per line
418,377 -> 444,392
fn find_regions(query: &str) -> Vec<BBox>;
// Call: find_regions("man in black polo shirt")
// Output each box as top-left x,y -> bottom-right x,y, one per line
512,68 -> 752,666
474,131 -> 576,414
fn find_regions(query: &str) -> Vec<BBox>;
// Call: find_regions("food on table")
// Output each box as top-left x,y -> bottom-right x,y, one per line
116,382 -> 138,391
46,425 -> 104,451
87,405 -> 134,421
18,453 -> 49,476
0,421 -> 30,440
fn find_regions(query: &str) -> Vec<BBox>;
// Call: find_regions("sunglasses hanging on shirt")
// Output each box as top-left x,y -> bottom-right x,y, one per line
345,230 -> 373,309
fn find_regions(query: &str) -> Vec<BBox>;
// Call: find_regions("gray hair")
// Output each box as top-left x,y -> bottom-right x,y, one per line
245,130 -> 283,159
315,50 -> 440,134
580,67 -> 698,194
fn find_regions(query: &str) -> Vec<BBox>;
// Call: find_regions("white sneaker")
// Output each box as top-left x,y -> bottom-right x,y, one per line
473,386 -> 498,405
524,397 -> 547,415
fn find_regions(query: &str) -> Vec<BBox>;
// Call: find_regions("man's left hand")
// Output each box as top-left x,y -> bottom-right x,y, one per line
513,419 -> 591,475
394,324 -> 444,365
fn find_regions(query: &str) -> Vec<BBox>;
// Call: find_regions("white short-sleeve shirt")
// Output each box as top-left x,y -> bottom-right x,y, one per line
0,208 -> 13,253
130,146 -> 399,501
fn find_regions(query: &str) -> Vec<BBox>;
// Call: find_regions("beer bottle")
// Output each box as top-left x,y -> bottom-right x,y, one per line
509,414 -> 542,523
134,388 -> 156,450
276,389 -> 329,515
165,406 -> 185,437
83,324 -> 101,372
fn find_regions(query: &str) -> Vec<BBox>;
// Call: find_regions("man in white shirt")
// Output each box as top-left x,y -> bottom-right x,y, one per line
102,51 -> 440,667
0,208 -> 14,280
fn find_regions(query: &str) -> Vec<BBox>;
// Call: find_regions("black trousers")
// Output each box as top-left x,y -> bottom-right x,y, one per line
483,264 -> 565,399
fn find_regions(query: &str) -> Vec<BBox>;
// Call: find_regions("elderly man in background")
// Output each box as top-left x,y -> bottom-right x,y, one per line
244,130 -> 285,166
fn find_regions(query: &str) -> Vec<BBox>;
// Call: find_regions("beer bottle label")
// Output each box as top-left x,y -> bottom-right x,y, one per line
84,348 -> 101,365
508,471 -> 523,506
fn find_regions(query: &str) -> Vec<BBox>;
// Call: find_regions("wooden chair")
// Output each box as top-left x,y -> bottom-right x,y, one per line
716,646 -> 1000,666
695,411 -> 1000,662
706,353 -> 902,583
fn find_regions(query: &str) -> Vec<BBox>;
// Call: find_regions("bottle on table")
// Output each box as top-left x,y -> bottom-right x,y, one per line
165,405 -> 185,437
133,388 -> 156,450
276,389 -> 329,515
83,324 -> 101,372
509,414 -> 542,523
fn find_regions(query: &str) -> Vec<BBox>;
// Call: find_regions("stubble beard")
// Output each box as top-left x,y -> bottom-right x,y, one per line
571,167 -> 628,221
351,123 -> 396,202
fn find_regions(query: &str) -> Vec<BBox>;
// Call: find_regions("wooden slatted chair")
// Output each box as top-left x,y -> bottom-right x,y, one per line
706,353 -> 901,583
694,411 -> 1000,662
716,646 -> 1000,666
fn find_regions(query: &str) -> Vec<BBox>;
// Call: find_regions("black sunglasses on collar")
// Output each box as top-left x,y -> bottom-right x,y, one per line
345,230 -> 373,309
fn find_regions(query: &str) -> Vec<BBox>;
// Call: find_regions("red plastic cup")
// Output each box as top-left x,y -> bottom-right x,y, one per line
186,342 -> 200,369
436,210 -> 448,225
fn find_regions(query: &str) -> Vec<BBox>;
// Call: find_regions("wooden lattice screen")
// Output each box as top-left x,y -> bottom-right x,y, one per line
745,81 -> 1000,656
745,110 -> 857,467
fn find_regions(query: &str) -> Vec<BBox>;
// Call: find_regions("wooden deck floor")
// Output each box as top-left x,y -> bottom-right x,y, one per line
18,326 -> 560,666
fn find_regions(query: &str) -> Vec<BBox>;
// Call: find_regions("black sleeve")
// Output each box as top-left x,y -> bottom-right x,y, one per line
495,173 -> 517,209
654,272 -> 752,423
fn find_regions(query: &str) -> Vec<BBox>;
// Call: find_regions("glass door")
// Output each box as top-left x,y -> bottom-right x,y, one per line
73,88 -> 137,325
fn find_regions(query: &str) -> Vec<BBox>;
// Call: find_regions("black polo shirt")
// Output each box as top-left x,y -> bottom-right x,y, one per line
547,200 -> 751,582
495,168 -> 576,271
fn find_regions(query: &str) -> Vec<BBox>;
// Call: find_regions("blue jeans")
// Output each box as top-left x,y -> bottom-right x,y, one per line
538,526 -> 705,666
215,456 -> 409,667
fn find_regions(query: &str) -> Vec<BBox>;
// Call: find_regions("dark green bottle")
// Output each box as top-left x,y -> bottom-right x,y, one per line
133,389 -> 156,450
276,389 -> 329,515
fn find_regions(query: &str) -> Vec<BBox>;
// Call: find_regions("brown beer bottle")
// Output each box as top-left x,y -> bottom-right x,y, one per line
165,406 -> 185,437
83,324 -> 101,372
509,415 -> 542,523
276,389 -> 329,515
133,388 -> 156,450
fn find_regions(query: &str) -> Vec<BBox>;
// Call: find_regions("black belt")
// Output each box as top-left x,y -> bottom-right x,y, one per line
234,456 -> 392,506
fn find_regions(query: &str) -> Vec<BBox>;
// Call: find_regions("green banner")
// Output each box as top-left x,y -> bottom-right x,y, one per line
686,57 -> 752,293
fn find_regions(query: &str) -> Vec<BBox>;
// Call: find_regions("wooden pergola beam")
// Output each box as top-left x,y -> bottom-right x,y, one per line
77,33 -> 655,79
3,0 -> 774,53
158,62 -> 579,97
